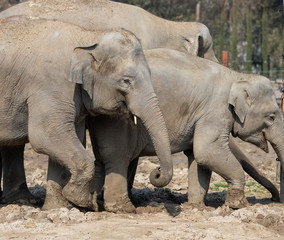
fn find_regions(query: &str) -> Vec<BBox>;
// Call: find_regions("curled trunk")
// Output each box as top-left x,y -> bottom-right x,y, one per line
128,90 -> 173,187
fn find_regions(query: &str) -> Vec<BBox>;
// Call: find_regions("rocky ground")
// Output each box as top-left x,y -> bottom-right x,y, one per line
0,137 -> 283,240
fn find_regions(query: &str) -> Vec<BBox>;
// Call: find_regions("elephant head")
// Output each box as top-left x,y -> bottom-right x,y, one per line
229,75 -> 284,202
68,29 -> 173,187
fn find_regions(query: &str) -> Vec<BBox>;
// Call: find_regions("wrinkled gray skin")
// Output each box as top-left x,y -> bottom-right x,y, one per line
0,0 -> 217,62
88,49 -> 284,211
1,0 -> 277,210
0,0 -> 216,206
0,17 -> 173,209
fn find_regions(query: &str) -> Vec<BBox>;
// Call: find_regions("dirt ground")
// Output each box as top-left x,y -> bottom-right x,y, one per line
0,137 -> 283,240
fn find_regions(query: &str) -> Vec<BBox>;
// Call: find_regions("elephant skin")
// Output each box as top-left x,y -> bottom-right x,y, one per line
86,49 -> 283,211
0,0 -> 217,206
0,0 -> 218,62
0,17 -> 173,209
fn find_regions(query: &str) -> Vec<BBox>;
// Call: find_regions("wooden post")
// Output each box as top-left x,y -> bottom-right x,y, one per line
196,1 -> 200,21
222,51 -> 229,67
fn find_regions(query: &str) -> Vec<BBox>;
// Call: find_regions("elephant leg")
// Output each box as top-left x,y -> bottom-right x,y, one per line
29,111 -> 94,209
127,157 -> 139,199
42,119 -> 92,210
88,115 -> 137,213
229,137 -> 280,202
184,150 -> 211,205
104,159 -> 135,213
194,127 -> 247,209
1,145 -> 36,203
90,157 -> 105,211
42,159 -> 72,210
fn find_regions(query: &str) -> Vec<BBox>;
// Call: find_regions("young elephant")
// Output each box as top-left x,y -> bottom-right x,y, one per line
0,17 -> 173,209
0,0 -> 217,62
87,49 -> 283,212
0,0 -> 219,204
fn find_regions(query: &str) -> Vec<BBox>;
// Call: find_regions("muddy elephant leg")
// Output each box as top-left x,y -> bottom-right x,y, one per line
1,145 -> 36,203
104,157 -> 135,213
42,160 -> 72,210
88,115 -> 137,213
194,127 -> 248,209
184,150 -> 211,204
42,119 -> 91,210
29,112 -> 95,209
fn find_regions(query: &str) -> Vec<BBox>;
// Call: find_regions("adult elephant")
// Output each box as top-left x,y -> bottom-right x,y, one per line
0,0 -> 215,206
0,0 -> 273,210
85,49 -> 282,212
0,0 -> 218,62
0,17 -> 173,209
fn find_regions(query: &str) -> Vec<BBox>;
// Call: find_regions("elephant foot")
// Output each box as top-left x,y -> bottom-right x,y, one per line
182,201 -> 209,211
104,194 -> 136,213
187,194 -> 206,204
62,180 -> 93,210
1,183 -> 42,205
42,181 -> 72,210
225,188 -> 248,209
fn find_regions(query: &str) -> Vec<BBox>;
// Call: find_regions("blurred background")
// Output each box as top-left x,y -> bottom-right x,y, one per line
0,0 -> 283,81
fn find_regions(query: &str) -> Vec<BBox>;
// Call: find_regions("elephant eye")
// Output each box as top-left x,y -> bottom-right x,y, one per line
266,114 -> 275,126
123,78 -> 131,85
118,77 -> 132,89
268,114 -> 275,121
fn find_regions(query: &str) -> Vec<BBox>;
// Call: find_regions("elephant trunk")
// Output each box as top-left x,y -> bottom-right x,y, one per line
264,119 -> 284,203
128,89 -> 173,188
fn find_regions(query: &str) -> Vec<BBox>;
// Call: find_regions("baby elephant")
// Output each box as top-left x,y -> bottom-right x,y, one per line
0,17 -> 173,209
87,49 -> 284,212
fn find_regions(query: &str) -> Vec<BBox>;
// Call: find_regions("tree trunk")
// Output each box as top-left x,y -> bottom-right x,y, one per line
245,7 -> 252,73
218,8 -> 225,62
261,7 -> 268,77
196,1 -> 200,21
230,0 -> 238,70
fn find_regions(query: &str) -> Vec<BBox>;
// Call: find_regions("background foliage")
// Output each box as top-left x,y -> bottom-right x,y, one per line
0,0 -> 283,78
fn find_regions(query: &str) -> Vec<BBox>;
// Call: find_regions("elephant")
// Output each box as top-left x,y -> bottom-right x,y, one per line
0,0 -> 217,206
0,0 -> 277,211
39,48 -> 282,212
89,49 -> 283,211
0,17 -> 173,209
0,0 -> 218,62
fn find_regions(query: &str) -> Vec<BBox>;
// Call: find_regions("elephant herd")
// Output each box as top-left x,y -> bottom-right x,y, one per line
0,0 -> 283,214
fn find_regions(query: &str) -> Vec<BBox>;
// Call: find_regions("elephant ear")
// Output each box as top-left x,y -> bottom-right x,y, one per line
183,34 -> 202,56
68,44 -> 98,99
228,81 -> 252,123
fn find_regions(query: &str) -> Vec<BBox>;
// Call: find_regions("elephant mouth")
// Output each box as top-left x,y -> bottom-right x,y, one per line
240,132 -> 269,153
113,100 -> 138,126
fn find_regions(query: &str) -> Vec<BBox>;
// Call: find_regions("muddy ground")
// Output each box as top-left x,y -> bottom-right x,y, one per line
0,137 -> 283,240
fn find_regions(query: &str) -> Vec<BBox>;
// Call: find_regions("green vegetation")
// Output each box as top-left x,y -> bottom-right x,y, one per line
245,182 -> 265,194
210,183 -> 228,192
210,181 -> 267,195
